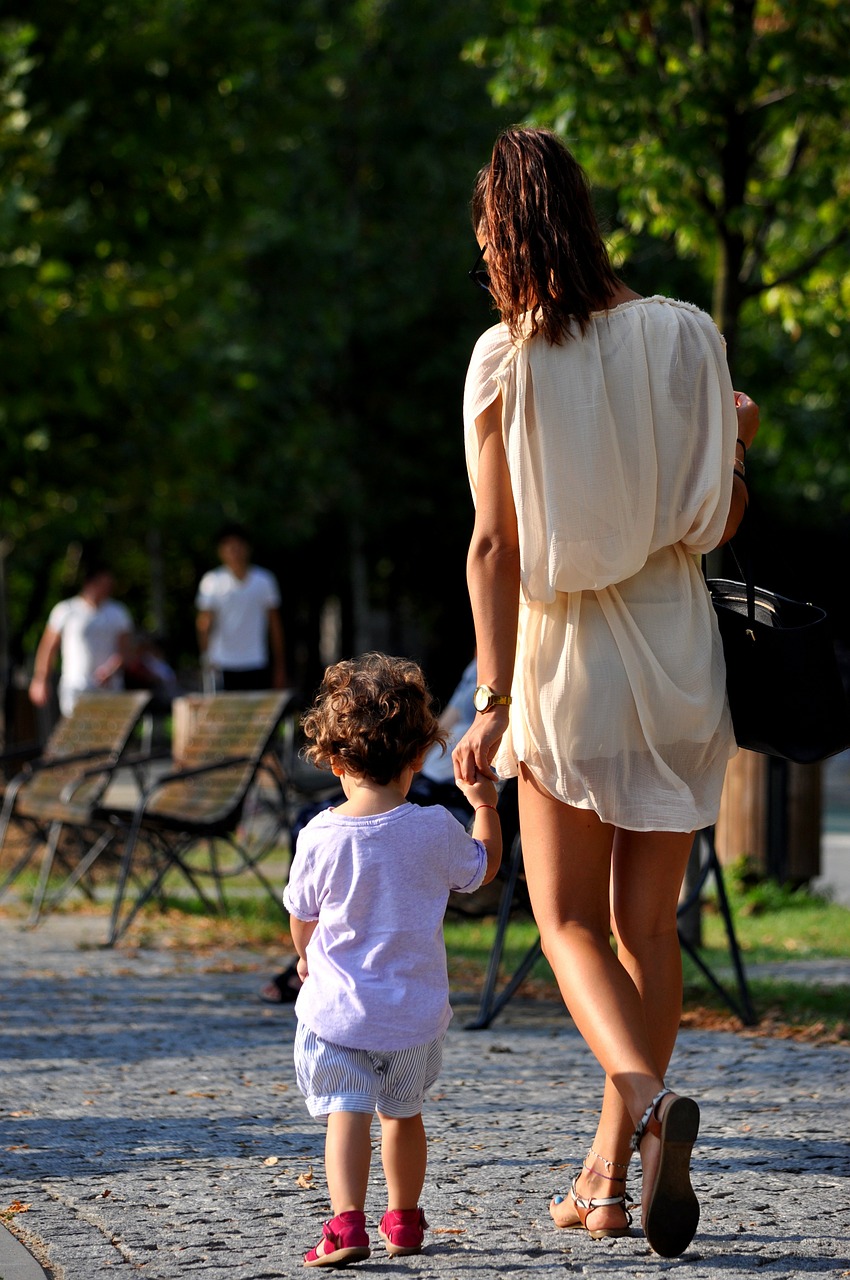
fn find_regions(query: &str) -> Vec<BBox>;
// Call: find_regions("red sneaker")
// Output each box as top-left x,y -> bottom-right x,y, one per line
304,1210 -> 370,1267
378,1207 -> 429,1256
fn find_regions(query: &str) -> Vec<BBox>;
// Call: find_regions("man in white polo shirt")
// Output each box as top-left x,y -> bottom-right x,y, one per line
195,524 -> 286,691
29,564 -> 134,716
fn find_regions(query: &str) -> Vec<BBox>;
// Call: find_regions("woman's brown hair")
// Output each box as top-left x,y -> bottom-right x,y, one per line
301,652 -> 446,787
472,127 -> 620,344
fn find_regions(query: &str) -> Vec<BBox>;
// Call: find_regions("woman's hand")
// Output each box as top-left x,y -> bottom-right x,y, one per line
733,390 -> 759,450
453,705 -> 509,784
455,775 -> 499,811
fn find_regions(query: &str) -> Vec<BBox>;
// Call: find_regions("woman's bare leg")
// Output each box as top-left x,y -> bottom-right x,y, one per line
517,766 -> 694,1230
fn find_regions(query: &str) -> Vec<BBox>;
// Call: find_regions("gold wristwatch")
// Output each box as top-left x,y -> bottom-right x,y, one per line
473,684 -> 512,713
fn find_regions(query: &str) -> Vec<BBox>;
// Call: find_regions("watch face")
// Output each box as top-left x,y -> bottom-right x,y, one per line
473,685 -> 491,712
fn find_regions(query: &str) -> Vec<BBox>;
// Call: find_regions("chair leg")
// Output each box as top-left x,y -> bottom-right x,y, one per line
466,832 -> 542,1030
26,822 -> 64,926
0,778 -> 34,899
0,833 -> 42,900
107,813 -> 145,946
706,832 -> 757,1025
41,827 -> 117,916
206,838 -> 228,912
676,825 -> 757,1027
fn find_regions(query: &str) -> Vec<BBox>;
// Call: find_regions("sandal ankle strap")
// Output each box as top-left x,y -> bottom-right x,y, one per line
570,1175 -> 630,1213
630,1087 -> 672,1153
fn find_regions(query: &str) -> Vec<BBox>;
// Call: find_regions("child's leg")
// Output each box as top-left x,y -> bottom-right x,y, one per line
377,1111 -> 427,1210
325,1111 -> 373,1213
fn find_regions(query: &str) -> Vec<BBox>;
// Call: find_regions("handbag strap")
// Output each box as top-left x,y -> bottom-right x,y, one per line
703,508 -> 756,629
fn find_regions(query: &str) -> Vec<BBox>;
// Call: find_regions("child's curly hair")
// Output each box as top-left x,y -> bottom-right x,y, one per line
301,652 -> 446,786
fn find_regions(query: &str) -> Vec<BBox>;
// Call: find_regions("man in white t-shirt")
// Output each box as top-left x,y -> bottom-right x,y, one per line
195,524 -> 286,691
29,566 -> 134,717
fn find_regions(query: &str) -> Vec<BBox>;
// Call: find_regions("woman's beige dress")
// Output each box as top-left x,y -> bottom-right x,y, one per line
464,296 -> 738,832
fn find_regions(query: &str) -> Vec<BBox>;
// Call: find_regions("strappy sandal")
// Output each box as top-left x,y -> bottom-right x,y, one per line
549,1149 -> 632,1239
631,1087 -> 700,1258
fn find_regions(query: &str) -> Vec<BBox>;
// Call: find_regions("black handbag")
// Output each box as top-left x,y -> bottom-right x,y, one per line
707,541 -> 850,765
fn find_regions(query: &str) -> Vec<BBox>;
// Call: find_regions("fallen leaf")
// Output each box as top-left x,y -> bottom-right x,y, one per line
185,1091 -> 217,1099
5,1201 -> 31,1214
9,1111 -> 33,1118
263,1156 -> 280,1167
431,1228 -> 466,1235
296,1168 -> 314,1189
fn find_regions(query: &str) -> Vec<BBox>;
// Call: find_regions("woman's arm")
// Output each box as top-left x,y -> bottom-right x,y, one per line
453,393 -> 521,783
716,390 -> 759,548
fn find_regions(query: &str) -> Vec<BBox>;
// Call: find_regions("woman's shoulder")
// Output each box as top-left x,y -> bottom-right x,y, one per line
469,319 -> 518,363
607,295 -> 723,342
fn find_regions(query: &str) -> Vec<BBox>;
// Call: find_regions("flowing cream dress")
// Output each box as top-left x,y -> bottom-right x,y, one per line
463,296 -> 738,832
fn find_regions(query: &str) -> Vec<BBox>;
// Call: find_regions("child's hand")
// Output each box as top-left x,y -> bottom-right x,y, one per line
456,776 -> 499,812
296,956 -> 309,983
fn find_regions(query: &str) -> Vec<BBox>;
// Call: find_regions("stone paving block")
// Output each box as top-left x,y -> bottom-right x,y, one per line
0,915 -> 848,1278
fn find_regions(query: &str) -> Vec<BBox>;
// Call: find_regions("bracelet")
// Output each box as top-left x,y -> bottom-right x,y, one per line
474,803 -> 499,813
736,437 -> 748,459
733,463 -> 747,481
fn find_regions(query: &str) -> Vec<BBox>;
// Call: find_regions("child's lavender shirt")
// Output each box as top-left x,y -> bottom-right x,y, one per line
283,802 -> 488,1051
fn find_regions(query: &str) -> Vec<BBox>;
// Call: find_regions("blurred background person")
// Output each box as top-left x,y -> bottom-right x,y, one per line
28,563 -> 133,718
195,523 -> 286,692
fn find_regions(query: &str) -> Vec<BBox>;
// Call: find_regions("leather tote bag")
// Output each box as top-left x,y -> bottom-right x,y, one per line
707,546 -> 850,764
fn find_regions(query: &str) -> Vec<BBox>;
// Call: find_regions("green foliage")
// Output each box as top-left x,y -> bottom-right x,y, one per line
0,0 -> 507,679
465,0 -> 850,520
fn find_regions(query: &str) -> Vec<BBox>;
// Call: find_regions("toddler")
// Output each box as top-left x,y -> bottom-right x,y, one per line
284,652 -> 502,1267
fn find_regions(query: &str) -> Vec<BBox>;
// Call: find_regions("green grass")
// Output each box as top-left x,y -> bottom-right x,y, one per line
702,861 -> 850,960
442,870 -> 850,1040
4,846 -> 848,1038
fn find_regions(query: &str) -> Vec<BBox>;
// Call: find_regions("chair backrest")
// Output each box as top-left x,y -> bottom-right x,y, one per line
18,691 -> 152,815
146,692 -> 291,828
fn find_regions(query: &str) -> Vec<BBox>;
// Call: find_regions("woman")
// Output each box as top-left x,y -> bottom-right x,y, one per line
453,127 -> 759,1258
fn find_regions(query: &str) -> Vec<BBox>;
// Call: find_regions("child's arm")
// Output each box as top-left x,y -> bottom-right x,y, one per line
289,915 -> 318,982
456,778 -> 502,885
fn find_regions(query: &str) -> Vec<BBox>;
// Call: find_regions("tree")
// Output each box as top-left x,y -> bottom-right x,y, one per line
464,1 -> 850,519
0,1 -> 507,691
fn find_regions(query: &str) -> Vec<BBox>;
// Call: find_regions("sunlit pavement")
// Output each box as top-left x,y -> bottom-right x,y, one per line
0,913 -> 848,1279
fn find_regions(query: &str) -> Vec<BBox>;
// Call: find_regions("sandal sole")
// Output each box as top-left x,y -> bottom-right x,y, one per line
550,1200 -> 630,1238
643,1095 -> 700,1257
378,1230 -> 423,1257
304,1245 -> 371,1267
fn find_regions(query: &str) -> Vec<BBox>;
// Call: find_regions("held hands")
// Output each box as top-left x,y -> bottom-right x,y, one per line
733,390 -> 759,450
452,704 -> 509,785
455,774 -> 499,812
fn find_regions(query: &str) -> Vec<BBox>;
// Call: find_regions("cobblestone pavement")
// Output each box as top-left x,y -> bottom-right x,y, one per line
1,914 -> 848,1279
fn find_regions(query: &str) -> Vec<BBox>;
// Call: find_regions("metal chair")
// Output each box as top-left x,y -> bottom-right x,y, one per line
95,691 -> 293,945
0,691 -> 152,923
466,824 -> 756,1029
